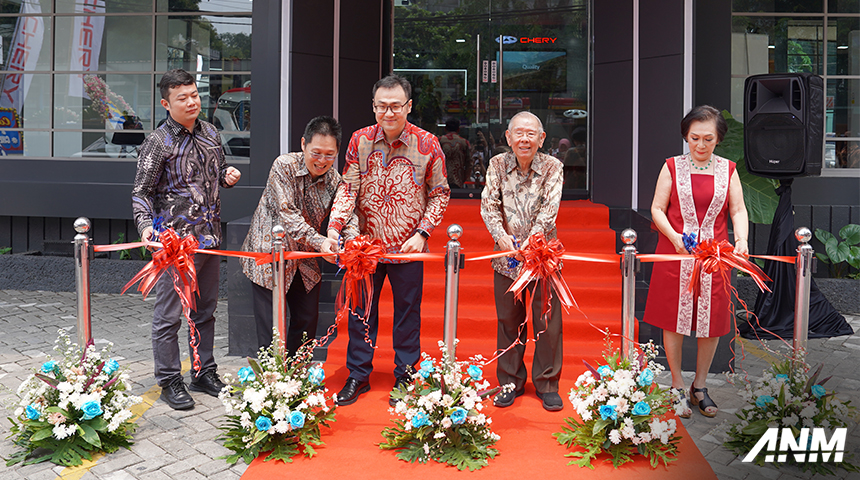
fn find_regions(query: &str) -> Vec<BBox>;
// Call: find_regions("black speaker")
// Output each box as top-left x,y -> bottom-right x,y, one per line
743,73 -> 823,178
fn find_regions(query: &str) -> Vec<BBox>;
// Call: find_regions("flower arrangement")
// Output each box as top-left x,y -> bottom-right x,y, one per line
555,336 -> 681,469
217,334 -> 336,465
721,353 -> 858,475
379,341 -> 504,471
5,330 -> 141,467
82,74 -> 135,125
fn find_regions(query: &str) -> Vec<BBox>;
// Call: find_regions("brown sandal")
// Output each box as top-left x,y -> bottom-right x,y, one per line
690,386 -> 718,417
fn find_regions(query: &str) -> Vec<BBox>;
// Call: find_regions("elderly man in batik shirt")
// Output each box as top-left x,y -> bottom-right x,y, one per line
241,116 -> 358,354
480,111 -> 565,412
132,69 -> 241,411
326,74 -> 450,407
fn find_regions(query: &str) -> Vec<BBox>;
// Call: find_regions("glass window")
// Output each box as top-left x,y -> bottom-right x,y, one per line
732,17 -> 825,74
155,15 -> 251,72
55,74 -> 152,130
732,0 -> 823,14
826,78 -> 860,138
56,0 -> 151,14
393,0 -> 589,192
0,16 -> 52,71
829,17 -> 860,76
157,0 -> 251,14
55,16 -> 153,72
0,0 -> 51,14
829,0 -> 860,14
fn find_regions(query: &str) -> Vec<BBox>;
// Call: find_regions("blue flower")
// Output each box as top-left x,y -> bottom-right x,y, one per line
811,385 -> 826,399
450,407 -> 467,425
420,360 -> 435,373
255,416 -> 272,432
775,374 -> 788,382
411,412 -> 430,428
682,232 -> 698,253
467,365 -> 483,381
80,401 -> 103,420
599,404 -> 617,421
40,361 -> 57,374
308,365 -> 325,386
103,359 -> 119,376
290,410 -> 306,429
632,401 -> 651,416
238,367 -> 255,383
637,369 -> 654,386
597,365 -> 614,378
756,395 -> 775,408
418,368 -> 431,379
25,405 -> 40,420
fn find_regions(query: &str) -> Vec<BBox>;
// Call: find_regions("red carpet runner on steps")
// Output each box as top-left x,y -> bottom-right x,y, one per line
242,199 -> 716,479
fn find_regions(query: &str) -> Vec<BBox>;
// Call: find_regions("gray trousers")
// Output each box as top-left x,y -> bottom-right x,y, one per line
152,253 -> 219,387
494,271 -> 563,394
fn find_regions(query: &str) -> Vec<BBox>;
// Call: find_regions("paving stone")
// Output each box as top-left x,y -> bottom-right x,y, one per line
138,470 -> 173,480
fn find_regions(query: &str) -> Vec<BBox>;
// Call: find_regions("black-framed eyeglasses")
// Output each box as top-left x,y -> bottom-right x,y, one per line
373,103 -> 408,114
308,152 -> 337,161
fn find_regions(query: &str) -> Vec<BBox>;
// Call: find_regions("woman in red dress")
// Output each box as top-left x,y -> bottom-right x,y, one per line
643,105 -> 749,418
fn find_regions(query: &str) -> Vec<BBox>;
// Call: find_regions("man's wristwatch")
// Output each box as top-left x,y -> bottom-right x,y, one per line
416,229 -> 430,239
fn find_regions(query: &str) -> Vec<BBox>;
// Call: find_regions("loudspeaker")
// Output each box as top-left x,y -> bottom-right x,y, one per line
743,73 -> 823,178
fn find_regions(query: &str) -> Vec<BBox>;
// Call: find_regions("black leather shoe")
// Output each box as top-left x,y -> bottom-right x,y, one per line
336,377 -> 370,406
493,388 -> 524,408
389,374 -> 413,406
161,377 -> 195,410
189,370 -> 227,397
536,391 -> 564,411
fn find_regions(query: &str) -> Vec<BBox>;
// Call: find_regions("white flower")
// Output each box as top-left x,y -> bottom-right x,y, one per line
800,404 -> 817,419
434,432 -> 446,439
274,421 -> 291,434
243,388 -> 267,413
441,417 -> 452,428
240,412 -> 252,429
608,429 -> 622,444
423,443 -> 430,454
782,414 -> 798,427
621,424 -> 635,439
52,423 -> 77,440
630,391 -> 646,403
580,409 -> 593,422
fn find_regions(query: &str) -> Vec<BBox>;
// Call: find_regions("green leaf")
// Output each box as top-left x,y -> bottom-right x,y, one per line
826,241 -> 850,264
815,228 -> 836,246
30,427 -> 54,442
847,246 -> 860,270
87,417 -> 109,432
79,424 -> 101,448
714,112 -> 779,225
816,252 -> 832,264
839,224 -> 860,245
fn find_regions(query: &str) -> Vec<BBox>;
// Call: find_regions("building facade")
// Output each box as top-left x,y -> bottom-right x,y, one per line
0,0 -> 857,257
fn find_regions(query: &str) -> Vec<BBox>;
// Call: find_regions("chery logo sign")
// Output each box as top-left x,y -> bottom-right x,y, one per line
495,36 -> 557,44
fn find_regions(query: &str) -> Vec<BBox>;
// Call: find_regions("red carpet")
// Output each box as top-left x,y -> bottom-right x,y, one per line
242,200 -> 716,479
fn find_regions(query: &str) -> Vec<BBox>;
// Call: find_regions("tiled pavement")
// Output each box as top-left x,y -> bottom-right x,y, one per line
0,289 -> 857,479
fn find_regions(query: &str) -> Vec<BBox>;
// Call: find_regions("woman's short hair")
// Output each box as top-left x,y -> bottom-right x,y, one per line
680,105 -> 727,143
302,116 -> 342,148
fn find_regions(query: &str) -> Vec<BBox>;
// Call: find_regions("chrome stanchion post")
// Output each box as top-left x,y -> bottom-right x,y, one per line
271,225 -> 288,348
73,217 -> 93,347
793,227 -> 813,357
443,224 -> 463,364
620,228 -> 638,361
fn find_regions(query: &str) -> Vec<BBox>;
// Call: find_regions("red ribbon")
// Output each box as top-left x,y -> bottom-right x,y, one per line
121,229 -> 203,373
316,236 -> 386,350
688,239 -> 772,298
484,233 -> 579,365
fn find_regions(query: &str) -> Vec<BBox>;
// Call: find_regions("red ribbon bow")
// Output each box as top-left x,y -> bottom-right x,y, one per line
121,228 -> 203,373
688,239 -> 772,298
509,233 -> 577,312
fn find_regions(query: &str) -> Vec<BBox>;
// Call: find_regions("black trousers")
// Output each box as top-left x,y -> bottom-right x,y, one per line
251,275 -> 321,356
493,271 -> 563,394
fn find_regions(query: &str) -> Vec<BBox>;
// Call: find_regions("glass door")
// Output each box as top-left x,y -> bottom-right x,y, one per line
393,0 -> 590,196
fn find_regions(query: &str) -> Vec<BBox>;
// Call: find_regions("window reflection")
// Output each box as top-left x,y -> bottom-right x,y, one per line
155,15 -> 252,72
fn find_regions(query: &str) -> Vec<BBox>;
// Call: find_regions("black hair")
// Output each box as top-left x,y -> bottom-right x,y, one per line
158,69 -> 196,101
681,105 -> 727,143
372,74 -> 412,101
302,115 -> 342,148
445,118 -> 460,132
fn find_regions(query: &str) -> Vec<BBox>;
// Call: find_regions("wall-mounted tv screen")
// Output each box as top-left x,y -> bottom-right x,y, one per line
497,50 -> 567,92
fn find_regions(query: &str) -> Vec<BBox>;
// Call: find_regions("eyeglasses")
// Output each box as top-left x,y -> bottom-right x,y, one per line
373,103 -> 408,114
308,152 -> 337,162
510,129 -> 540,140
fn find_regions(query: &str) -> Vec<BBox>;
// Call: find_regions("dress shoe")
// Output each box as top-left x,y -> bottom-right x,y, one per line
536,391 -> 564,411
336,377 -> 370,406
160,377 -> 195,410
189,370 -> 227,397
389,374 -> 413,406
493,387 -> 524,408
